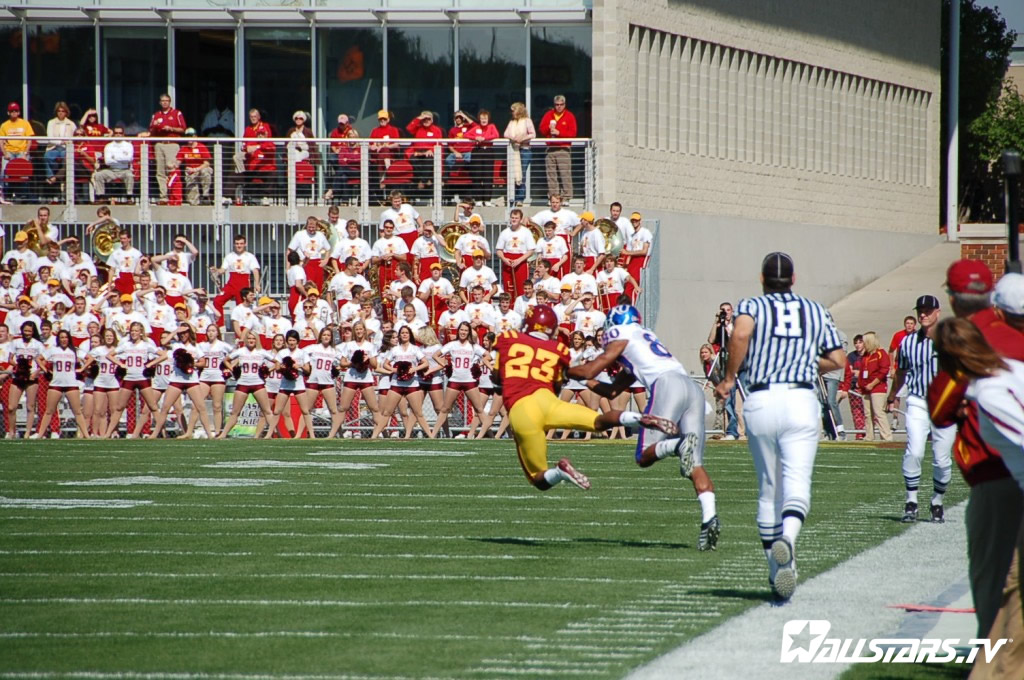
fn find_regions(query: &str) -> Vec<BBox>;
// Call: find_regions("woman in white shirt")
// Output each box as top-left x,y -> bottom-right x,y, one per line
86,328 -> 119,438
44,101 -> 76,185
503,102 -> 536,205
370,325 -> 431,439
465,331 -> 498,439
266,330 -> 314,439
149,325 -> 216,439
416,326 -> 446,433
474,332 -> 510,441
252,333 -> 291,440
5,320 -> 44,439
305,327 -> 344,438
555,331 -> 599,440
105,321 -> 162,439
430,322 -> 487,438
219,330 -> 275,438
337,320 -> 380,439
30,330 -> 90,438
185,324 -> 233,438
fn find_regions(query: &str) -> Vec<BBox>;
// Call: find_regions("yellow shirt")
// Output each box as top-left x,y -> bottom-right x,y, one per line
0,119 -> 34,155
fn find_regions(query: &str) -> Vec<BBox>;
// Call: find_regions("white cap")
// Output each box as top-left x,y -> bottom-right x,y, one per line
993,273 -> 1024,315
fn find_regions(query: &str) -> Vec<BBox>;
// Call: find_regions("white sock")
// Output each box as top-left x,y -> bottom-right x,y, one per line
618,411 -> 643,426
931,493 -> 944,507
654,438 -> 679,459
543,468 -> 563,487
907,489 -> 918,504
782,515 -> 803,545
698,492 -> 716,523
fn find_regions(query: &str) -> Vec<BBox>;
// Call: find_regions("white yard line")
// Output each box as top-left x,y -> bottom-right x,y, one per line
1,597 -> 598,610
627,501 -> 970,680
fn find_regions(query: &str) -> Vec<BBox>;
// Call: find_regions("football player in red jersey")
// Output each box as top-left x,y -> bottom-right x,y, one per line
494,304 -> 676,490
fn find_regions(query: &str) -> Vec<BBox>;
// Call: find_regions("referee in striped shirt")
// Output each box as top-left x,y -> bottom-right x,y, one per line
886,294 -> 956,523
716,252 -> 846,603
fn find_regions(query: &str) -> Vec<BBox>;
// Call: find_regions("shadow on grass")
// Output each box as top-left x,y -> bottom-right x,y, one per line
471,536 -> 689,550
690,587 -> 774,603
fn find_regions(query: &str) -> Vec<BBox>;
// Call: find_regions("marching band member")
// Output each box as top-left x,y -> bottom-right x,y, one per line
107,230 -> 144,295
149,325 -> 216,439
219,330 -> 275,438
62,296 -> 99,348
371,324 -> 432,439
417,264 -> 455,326
596,257 -> 641,312
533,260 -> 562,300
3,232 -> 39,282
495,209 -> 536,298
305,327 -> 345,439
293,300 -> 324,348
410,221 -> 442,283
287,216 -> 331,291
186,324 -> 233,438
380,190 -> 423,251
386,263 -> 418,310
337,320 -> 382,437
534,221 -> 569,277
150,255 -> 193,308
578,212 -> 606,275
142,287 -> 177,346
104,321 -> 161,439
258,298 -> 292,351
553,285 -> 578,339
327,257 -> 372,313
87,328 -> 119,438
229,287 -> 259,343
459,250 -> 499,303
561,256 -> 599,300
512,280 -> 536,319
394,302 -> 426,337
620,212 -> 653,301
453,216 -> 490,270
464,285 -> 497,342
438,294 -> 470,339
266,330 -> 314,439
211,235 -> 261,326
608,202 -> 634,242
31,329 -> 90,438
109,293 -> 151,340
430,321 -> 488,438
494,294 -> 523,334
573,294 -> 607,336
5,321 -> 44,438
454,199 -> 483,226
286,251 -> 307,316
397,287 -> 430,325
532,193 -> 580,253
371,220 -> 409,321
295,287 -> 333,328
330,220 -> 372,275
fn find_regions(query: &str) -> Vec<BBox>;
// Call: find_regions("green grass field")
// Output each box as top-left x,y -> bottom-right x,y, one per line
0,439 -> 965,679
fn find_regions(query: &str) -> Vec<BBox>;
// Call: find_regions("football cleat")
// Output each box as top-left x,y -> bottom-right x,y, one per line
557,458 -> 591,490
639,414 -> 680,436
676,433 -> 699,479
902,502 -> 918,523
770,537 -> 797,601
698,515 -> 721,551
931,504 -> 944,523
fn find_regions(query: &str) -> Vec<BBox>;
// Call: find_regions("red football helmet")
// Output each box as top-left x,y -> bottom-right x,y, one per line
524,304 -> 559,338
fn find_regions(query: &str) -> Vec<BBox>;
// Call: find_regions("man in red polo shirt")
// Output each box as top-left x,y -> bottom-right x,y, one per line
538,95 -> 577,201
148,93 -> 186,204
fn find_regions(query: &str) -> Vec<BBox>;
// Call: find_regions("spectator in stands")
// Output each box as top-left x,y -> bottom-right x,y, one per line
504,102 -> 535,206
244,127 -> 276,205
1,101 -> 34,202
200,95 -> 234,137
369,109 -> 401,194
147,94 -> 187,204
176,128 -> 212,206
92,125 -> 134,202
325,114 -> 358,204
286,110 -> 314,165
446,110 -> 481,174
43,102 -> 75,186
475,109 -> 501,201
538,95 -> 577,202
405,111 -> 443,198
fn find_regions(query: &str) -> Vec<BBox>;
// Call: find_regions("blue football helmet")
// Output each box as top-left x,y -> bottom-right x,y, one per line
607,304 -> 642,327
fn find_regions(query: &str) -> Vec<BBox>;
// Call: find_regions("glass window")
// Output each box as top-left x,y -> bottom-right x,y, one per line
318,27 -> 383,136
176,29 -> 236,137
245,28 -> 312,135
104,27 -> 167,134
387,25 -> 453,130
459,25 -> 526,126
27,25 -> 95,126
0,28 -> 22,118
530,25 -> 592,136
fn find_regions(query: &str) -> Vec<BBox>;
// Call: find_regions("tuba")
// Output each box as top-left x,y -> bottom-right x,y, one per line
595,218 -> 625,263
437,222 -> 466,264
317,219 -> 340,283
92,219 -> 120,259
522,217 -> 544,262
22,220 -> 46,256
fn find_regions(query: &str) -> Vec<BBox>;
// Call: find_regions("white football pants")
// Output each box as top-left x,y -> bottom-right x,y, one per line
901,395 -> 955,496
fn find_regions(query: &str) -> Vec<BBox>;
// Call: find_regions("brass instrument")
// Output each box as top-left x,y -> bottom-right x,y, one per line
317,219 -> 340,285
595,218 -> 625,262
92,219 -> 120,259
523,218 -> 543,262
437,222 -> 466,264
21,220 -> 46,256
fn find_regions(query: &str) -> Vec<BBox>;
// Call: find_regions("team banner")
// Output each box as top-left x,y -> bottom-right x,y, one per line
225,393 -> 261,438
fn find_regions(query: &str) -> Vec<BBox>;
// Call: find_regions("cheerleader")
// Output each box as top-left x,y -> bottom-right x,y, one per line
185,324 -> 233,438
305,327 -> 344,438
555,331 -> 600,440
265,330 -> 314,439
430,322 -> 487,438
465,332 -> 499,439
104,322 -> 162,439
252,334 -> 291,439
416,326 -> 446,431
337,320 -> 381,438
219,330 -> 275,438
138,328 -> 185,438
87,328 -> 119,437
5,321 -> 45,439
148,325 -> 216,439
78,333 -> 98,437
30,330 -> 90,438
371,324 -> 431,439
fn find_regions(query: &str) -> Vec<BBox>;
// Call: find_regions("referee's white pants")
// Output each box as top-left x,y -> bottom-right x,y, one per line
743,387 -> 820,547
901,395 -> 955,493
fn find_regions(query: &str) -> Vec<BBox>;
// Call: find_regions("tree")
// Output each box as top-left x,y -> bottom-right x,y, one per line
940,0 -> 1017,222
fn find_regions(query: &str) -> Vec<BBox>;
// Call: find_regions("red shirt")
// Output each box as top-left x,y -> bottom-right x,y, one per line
246,141 -> 276,173
494,329 -> 570,411
538,109 -> 578,148
177,142 -> 211,169
370,124 -> 401,142
405,119 -> 443,157
448,123 -> 482,154
889,329 -> 910,352
149,107 -> 186,138
243,122 -> 273,140
859,349 -> 890,393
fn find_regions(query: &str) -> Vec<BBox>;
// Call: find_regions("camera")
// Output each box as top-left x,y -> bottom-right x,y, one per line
717,310 -> 727,323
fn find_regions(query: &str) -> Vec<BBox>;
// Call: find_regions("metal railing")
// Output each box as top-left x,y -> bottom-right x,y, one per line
0,135 -> 596,224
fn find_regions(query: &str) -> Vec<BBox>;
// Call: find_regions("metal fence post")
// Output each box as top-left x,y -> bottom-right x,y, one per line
286,150 -> 298,224
506,142 -> 515,207
585,141 -> 595,209
213,142 -> 224,224
359,142 -> 370,225
139,144 -> 151,223
64,141 -> 76,222
432,143 -> 443,224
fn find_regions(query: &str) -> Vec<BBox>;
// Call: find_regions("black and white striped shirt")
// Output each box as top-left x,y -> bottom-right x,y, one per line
736,292 -> 842,386
897,330 -> 938,398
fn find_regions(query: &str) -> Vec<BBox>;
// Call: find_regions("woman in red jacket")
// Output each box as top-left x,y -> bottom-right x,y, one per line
406,111 -> 443,197
858,332 -> 892,441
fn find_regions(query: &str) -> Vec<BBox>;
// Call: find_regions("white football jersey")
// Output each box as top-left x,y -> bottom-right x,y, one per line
603,323 -> 687,389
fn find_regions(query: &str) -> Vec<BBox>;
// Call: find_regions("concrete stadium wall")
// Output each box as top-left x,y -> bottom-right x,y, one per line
592,0 -> 942,234
640,208 -> 941,365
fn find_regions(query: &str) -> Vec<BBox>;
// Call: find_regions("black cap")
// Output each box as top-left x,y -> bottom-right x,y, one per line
914,294 -> 940,311
761,252 -> 794,279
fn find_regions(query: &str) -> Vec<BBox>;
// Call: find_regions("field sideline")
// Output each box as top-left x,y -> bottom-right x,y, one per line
0,439 -> 964,679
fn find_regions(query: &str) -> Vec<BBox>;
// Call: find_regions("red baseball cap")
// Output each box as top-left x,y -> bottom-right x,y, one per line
945,259 -> 994,294
7,102 -> 20,112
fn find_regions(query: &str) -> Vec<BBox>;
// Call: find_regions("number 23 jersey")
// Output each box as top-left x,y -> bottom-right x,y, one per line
603,323 -> 686,390
494,330 -> 571,410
